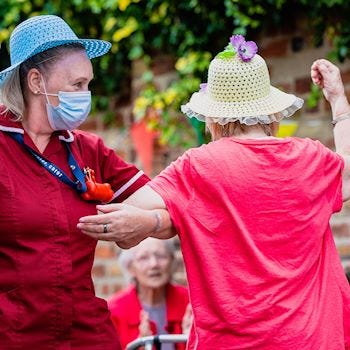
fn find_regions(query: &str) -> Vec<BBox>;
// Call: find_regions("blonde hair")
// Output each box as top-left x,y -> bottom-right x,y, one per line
0,43 -> 85,121
0,67 -> 23,121
207,120 -> 277,141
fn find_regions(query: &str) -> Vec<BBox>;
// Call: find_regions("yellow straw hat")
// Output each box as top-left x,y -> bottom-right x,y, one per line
181,36 -> 303,125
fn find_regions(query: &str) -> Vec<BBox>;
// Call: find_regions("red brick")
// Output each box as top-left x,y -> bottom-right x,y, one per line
95,244 -> 116,259
92,264 -> 106,277
341,69 -> 350,84
276,83 -> 293,93
345,89 -> 350,101
111,283 -> 124,294
332,223 -> 350,238
101,284 -> 110,296
109,264 -> 122,276
323,99 -> 331,111
337,245 -> 350,257
259,38 -> 289,58
295,76 -> 312,94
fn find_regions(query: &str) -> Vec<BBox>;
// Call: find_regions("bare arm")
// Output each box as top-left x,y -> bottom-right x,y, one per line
77,185 -> 176,248
311,59 -> 350,201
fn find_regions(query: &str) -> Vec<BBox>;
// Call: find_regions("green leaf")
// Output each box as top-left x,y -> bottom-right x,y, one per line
216,51 -> 236,59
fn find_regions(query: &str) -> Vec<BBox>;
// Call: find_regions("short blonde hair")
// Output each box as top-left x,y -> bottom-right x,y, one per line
206,120 -> 277,141
0,67 -> 23,121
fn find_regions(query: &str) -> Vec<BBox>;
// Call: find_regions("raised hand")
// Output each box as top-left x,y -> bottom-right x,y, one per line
310,59 -> 345,105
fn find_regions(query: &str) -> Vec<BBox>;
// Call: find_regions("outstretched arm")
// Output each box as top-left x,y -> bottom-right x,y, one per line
77,185 -> 176,248
311,59 -> 350,201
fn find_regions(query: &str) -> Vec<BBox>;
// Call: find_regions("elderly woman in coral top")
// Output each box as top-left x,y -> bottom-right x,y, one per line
108,238 -> 191,350
79,36 -> 350,349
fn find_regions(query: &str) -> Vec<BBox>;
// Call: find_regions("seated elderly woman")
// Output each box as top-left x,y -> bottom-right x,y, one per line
108,237 -> 192,350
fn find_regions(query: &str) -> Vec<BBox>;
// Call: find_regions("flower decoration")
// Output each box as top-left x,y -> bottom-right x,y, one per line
217,35 -> 258,62
199,83 -> 207,92
237,40 -> 258,62
230,34 -> 245,51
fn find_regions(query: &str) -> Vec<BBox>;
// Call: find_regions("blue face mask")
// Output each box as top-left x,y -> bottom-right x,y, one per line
40,81 -> 91,131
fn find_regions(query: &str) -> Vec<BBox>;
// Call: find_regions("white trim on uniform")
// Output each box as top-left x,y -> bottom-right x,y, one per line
0,125 -> 24,133
110,170 -> 145,202
58,130 -> 74,142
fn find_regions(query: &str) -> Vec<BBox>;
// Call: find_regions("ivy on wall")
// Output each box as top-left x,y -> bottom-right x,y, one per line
1,0 -> 350,147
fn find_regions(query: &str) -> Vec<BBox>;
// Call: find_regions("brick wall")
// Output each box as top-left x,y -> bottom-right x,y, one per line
91,30 -> 350,299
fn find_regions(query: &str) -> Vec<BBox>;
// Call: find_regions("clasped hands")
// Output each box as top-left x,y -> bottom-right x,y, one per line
77,203 -> 157,249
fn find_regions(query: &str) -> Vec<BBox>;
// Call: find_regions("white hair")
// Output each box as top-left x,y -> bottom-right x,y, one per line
118,237 -> 176,285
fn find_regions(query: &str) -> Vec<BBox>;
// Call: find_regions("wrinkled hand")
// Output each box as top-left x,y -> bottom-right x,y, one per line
77,203 -> 156,248
311,59 -> 345,105
139,310 -> 152,337
181,304 -> 193,335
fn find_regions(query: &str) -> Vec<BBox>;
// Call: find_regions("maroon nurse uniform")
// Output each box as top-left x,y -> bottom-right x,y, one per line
0,109 -> 149,349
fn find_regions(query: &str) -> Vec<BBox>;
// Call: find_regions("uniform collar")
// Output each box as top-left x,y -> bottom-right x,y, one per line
0,107 -> 74,143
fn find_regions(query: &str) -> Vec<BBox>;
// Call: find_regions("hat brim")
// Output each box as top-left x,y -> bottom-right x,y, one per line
181,86 -> 304,125
0,38 -> 111,85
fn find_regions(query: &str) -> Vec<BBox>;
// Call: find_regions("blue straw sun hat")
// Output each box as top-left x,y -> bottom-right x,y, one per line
0,15 -> 111,85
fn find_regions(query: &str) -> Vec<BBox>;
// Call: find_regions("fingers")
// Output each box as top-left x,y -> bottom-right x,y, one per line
79,209 -> 122,224
77,221 -> 115,241
311,59 -> 339,78
96,203 -> 124,214
310,66 -> 323,87
79,228 -> 115,241
77,222 -> 107,233
311,59 -> 327,87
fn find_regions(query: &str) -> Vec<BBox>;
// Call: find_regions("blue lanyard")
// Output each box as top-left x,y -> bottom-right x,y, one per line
10,133 -> 87,194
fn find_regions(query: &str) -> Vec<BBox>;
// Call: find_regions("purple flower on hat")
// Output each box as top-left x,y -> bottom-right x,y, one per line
199,83 -> 207,92
238,40 -> 258,62
217,35 -> 258,62
230,35 -> 245,51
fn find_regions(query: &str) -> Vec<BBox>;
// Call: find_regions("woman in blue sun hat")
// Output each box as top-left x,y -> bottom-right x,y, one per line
0,14 -> 161,349
79,36 -> 350,349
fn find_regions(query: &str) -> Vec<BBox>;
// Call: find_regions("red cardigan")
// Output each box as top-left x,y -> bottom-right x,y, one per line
108,284 -> 189,349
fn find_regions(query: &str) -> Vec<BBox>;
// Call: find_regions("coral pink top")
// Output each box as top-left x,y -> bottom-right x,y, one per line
150,136 -> 350,350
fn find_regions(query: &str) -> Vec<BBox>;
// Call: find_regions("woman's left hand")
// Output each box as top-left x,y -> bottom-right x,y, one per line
77,203 -> 157,248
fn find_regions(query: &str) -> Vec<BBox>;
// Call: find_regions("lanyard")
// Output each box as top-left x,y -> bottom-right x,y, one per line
10,133 -> 87,194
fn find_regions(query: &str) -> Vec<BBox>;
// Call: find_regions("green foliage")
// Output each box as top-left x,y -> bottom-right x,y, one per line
1,0 -> 350,147
306,84 -> 322,109
133,51 -> 212,147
